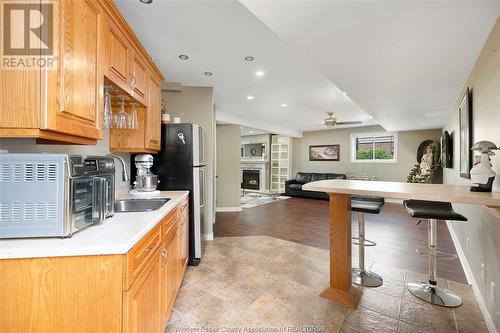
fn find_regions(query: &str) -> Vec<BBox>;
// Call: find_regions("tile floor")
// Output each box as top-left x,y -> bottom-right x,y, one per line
166,236 -> 488,333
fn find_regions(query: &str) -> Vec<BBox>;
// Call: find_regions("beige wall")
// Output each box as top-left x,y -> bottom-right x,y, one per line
443,18 -> 500,331
163,86 -> 215,238
216,124 -> 241,209
0,130 -> 130,189
292,125 -> 442,182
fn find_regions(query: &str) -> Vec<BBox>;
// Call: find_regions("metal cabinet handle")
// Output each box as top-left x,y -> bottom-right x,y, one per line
161,249 -> 168,269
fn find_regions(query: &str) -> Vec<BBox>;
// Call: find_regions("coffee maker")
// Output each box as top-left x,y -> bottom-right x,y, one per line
130,154 -> 160,193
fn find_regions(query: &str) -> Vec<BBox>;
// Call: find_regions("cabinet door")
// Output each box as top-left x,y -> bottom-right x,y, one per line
123,249 -> 161,333
160,225 -> 179,326
179,206 -> 189,278
45,0 -> 102,139
130,52 -> 148,105
146,73 -> 161,150
104,17 -> 132,93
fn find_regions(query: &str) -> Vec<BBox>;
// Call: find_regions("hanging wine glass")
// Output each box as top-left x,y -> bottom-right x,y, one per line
129,103 -> 138,129
114,95 -> 130,129
102,86 -> 113,129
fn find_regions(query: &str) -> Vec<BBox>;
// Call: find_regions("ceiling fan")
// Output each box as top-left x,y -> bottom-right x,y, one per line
323,112 -> 362,127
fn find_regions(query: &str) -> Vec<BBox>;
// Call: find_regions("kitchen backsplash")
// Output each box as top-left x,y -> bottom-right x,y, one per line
0,129 -> 131,189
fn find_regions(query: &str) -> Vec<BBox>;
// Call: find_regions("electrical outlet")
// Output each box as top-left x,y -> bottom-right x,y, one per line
466,238 -> 470,250
491,282 -> 495,303
481,263 -> 486,282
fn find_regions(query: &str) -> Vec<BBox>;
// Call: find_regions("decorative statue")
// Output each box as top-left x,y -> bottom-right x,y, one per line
470,141 -> 498,192
407,140 -> 442,183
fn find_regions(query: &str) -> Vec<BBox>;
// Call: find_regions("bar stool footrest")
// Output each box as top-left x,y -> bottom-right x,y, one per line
415,248 -> 458,260
352,237 -> 377,247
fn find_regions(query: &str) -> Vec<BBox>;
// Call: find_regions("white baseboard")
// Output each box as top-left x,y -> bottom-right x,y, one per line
215,206 -> 242,212
446,221 -> 497,333
202,233 -> 214,241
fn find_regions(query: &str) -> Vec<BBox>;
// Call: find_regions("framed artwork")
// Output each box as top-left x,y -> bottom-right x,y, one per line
459,88 -> 472,178
441,130 -> 452,168
309,144 -> 340,161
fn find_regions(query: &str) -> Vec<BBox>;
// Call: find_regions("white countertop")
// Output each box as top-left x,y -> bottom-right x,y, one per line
303,179 -> 500,207
0,190 -> 189,260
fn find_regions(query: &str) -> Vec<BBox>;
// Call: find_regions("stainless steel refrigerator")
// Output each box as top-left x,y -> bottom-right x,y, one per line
132,123 -> 206,265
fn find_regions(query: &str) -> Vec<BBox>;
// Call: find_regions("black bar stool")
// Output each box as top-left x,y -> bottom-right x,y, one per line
403,200 -> 467,307
351,196 -> 385,287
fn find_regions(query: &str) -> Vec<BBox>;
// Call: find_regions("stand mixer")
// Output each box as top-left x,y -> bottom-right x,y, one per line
130,154 -> 160,194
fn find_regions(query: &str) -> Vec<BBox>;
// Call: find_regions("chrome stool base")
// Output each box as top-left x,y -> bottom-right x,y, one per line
352,268 -> 383,287
407,282 -> 462,307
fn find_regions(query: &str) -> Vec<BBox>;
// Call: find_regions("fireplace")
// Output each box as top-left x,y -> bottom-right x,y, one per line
242,170 -> 260,190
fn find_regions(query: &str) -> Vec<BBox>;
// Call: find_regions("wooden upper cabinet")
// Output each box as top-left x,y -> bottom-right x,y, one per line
104,17 -> 132,94
130,51 -> 148,105
110,71 -> 162,153
0,0 -> 164,146
146,73 -> 161,150
45,0 -> 103,140
0,0 -> 104,144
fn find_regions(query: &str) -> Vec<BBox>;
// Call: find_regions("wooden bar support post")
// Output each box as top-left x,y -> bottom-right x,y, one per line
319,193 -> 362,308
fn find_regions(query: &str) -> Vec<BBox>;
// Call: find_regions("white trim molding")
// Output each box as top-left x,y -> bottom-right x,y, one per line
215,207 -> 242,212
202,233 -> 214,241
446,221 -> 497,333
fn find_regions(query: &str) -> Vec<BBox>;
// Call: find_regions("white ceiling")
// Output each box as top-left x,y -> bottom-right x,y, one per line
116,1 -> 499,136
115,0 -> 376,137
241,1 -> 500,132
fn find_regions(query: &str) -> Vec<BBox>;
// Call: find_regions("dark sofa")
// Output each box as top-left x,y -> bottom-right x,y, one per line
285,172 -> 346,200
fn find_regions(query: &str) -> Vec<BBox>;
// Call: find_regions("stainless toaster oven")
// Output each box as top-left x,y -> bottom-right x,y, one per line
0,154 -> 115,238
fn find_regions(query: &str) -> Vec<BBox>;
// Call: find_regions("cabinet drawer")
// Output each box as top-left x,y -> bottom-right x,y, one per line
162,208 -> 178,238
124,224 -> 162,290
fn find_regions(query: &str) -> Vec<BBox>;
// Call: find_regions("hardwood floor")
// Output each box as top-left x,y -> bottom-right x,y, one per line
214,197 -> 467,283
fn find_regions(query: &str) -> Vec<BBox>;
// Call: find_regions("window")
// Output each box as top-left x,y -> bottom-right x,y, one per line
351,132 -> 398,163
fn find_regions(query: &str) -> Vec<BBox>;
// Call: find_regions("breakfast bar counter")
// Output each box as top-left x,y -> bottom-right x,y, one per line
303,179 -> 500,308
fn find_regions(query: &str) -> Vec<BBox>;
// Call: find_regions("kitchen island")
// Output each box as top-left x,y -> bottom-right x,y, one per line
0,190 -> 189,333
303,179 -> 500,309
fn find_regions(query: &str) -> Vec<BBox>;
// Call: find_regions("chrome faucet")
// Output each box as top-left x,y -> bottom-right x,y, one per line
106,154 -> 130,182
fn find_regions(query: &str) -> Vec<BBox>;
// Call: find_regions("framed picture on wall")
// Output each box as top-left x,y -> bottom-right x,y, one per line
459,88 -> 472,178
309,144 -> 340,161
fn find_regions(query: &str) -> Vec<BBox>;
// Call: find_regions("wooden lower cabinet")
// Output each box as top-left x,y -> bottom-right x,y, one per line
0,198 -> 189,333
123,247 -> 162,333
160,223 -> 180,327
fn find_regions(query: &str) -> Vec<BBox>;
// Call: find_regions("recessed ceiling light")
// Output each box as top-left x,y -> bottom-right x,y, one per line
246,95 -> 254,100
341,91 -> 347,96
249,130 -> 254,134
255,71 -> 264,77
281,103 -> 287,107
179,54 -> 189,60
204,72 -> 213,76
368,115 -> 373,119
244,56 -> 254,61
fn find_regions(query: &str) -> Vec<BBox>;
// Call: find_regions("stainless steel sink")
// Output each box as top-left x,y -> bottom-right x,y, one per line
114,198 -> 170,213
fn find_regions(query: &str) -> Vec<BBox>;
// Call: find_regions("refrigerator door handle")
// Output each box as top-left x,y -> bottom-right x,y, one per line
200,168 -> 206,208
199,125 -> 206,166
